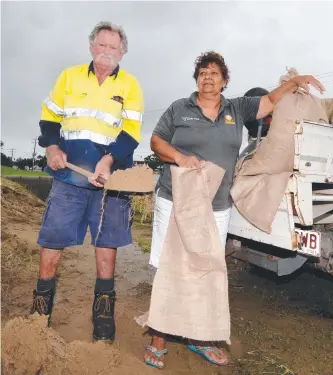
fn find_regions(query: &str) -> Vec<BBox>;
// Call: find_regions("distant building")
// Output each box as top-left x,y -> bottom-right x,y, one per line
133,160 -> 146,166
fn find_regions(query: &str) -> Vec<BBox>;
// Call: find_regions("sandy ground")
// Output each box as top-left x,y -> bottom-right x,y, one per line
1,179 -> 333,375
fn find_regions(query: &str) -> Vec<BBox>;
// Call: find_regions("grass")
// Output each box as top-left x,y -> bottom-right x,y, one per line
235,349 -> 296,375
131,195 -> 153,253
1,166 -> 47,177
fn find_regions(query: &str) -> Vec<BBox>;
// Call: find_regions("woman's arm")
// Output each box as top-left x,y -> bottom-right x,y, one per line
151,135 -> 201,168
151,103 -> 201,169
256,75 -> 325,120
151,135 -> 181,163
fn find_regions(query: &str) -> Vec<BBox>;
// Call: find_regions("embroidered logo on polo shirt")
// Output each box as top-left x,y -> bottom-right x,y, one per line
224,114 -> 235,125
182,116 -> 200,122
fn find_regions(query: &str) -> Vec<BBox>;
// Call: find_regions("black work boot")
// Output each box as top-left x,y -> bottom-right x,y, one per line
30,289 -> 55,326
92,290 -> 116,341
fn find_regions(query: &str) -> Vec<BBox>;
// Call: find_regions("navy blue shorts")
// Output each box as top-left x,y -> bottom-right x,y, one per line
38,179 -> 132,249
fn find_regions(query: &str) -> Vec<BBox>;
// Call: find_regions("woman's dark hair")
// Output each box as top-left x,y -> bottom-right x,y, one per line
193,51 -> 230,92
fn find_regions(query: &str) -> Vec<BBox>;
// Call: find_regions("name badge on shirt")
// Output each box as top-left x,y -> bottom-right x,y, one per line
225,114 -> 235,125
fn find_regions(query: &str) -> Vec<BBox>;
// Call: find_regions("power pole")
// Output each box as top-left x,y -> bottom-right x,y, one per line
8,148 -> 15,162
32,138 -> 38,171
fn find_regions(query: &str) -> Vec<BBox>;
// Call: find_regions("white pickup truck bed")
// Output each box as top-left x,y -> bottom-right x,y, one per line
229,120 -> 333,275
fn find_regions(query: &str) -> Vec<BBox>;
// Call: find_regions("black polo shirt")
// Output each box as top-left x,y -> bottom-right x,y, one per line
153,92 -> 260,210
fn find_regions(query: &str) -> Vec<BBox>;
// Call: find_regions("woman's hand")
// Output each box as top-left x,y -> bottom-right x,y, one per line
175,154 -> 201,168
291,75 -> 325,95
257,74 -> 326,119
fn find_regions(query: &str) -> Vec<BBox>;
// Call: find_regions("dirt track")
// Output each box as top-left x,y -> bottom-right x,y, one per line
1,179 -> 333,375
1,221 -> 333,375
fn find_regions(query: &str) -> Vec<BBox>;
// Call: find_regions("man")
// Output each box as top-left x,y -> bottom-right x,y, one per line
30,21 -> 144,342
243,87 -> 272,142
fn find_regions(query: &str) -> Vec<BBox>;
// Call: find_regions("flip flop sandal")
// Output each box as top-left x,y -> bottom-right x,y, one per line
144,345 -> 168,369
188,345 -> 229,366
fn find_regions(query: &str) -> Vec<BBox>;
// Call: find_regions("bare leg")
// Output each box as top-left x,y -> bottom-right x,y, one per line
39,248 -> 62,278
95,247 -> 117,278
144,331 -> 167,369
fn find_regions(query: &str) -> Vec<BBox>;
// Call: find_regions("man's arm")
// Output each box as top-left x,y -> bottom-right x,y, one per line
38,70 -> 67,170
38,70 -> 66,148
256,75 -> 325,120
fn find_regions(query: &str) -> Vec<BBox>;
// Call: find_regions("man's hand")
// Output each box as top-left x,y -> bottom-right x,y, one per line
291,75 -> 325,95
89,154 -> 114,188
46,145 -> 67,170
175,154 -> 201,169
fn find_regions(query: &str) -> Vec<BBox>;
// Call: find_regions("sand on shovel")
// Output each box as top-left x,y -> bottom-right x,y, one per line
2,314 -> 121,375
104,165 -> 154,193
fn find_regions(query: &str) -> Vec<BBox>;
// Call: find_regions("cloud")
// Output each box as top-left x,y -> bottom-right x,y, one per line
1,1 -> 333,159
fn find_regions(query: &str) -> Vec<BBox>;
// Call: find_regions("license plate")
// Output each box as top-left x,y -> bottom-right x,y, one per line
295,229 -> 321,257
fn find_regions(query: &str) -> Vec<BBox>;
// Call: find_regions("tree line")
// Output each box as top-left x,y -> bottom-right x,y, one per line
1,140 -> 162,172
1,141 -> 47,171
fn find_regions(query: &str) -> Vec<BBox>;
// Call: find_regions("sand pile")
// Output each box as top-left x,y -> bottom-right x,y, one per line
1,178 -> 44,282
2,314 -> 124,375
1,178 -> 45,226
1,178 -> 46,318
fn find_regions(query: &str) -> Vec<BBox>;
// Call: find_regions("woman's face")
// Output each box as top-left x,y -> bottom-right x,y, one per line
197,63 -> 225,95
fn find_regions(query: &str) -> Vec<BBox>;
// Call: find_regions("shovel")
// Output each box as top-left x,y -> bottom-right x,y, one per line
64,162 -> 154,193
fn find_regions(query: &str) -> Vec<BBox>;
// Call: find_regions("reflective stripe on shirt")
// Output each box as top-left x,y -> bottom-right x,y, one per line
121,109 -> 143,122
44,96 -> 64,116
61,129 -> 116,146
63,108 -> 122,127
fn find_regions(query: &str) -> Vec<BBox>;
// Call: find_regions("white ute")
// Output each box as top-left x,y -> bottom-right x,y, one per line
229,120 -> 333,276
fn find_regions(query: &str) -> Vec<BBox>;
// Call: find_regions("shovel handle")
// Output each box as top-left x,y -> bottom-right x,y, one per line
65,162 -> 106,185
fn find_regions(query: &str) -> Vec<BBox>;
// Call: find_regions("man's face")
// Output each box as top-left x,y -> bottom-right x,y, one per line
90,29 -> 124,70
197,63 -> 226,94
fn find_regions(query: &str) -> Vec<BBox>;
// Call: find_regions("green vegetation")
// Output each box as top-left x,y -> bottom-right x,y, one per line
144,153 -> 163,171
131,195 -> 153,253
1,166 -> 47,177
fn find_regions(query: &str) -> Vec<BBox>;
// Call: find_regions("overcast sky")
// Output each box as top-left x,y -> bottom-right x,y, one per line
2,1 -> 333,160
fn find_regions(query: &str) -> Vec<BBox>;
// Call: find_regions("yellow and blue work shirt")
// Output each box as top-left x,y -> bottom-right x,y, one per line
38,62 -> 144,188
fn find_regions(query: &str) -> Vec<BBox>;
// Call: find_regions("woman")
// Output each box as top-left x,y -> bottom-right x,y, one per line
144,51 -> 324,369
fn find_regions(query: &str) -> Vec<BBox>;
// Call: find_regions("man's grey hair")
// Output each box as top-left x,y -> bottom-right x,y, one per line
89,21 -> 128,54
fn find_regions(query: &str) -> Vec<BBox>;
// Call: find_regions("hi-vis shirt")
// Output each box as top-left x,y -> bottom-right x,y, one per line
38,62 -> 144,188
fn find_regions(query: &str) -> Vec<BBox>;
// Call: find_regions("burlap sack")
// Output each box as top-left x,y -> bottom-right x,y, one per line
146,161 -> 231,342
231,90 -> 331,233
323,98 -> 333,123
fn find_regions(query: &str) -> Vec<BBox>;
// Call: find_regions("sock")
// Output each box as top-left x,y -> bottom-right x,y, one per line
37,277 -> 56,293
95,277 -> 114,294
